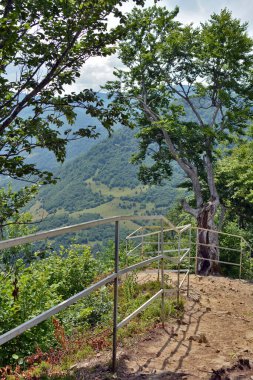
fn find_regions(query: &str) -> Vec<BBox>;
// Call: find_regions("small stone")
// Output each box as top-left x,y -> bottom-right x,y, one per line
206,307 -> 211,312
216,349 -> 220,353
189,333 -> 208,344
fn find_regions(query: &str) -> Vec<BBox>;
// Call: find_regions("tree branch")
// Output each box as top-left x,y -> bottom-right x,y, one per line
167,82 -> 205,127
181,199 -> 198,218
137,96 -> 204,207
0,28 -> 83,132
162,129 -> 203,207
210,103 -> 220,127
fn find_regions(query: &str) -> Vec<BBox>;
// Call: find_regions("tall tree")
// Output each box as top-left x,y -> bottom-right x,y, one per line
102,6 -> 253,274
0,0 -> 144,184
216,140 -> 253,229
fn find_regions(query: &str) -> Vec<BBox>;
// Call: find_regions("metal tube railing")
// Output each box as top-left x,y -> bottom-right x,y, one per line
1,212 -> 251,374
0,214 -> 178,373
190,256 -> 241,267
192,226 -> 246,239
0,215 -> 168,250
193,226 -> 252,277
179,270 -> 190,289
0,272 -> 117,346
126,242 -> 142,256
112,221 -> 119,372
161,220 -> 165,327
119,255 -> 163,276
117,290 -> 163,329
194,242 -> 241,253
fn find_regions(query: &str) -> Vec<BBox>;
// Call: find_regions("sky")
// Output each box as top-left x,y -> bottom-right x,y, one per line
66,0 -> 253,93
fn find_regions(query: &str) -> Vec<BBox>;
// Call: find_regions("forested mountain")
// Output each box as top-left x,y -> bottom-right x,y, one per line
28,127 -> 184,245
26,110 -> 108,172
26,93 -> 111,171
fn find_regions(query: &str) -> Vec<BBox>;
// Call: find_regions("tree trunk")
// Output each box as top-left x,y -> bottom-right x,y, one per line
196,199 -> 220,275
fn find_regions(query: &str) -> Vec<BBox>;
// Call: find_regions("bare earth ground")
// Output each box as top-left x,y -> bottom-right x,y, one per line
75,273 -> 253,380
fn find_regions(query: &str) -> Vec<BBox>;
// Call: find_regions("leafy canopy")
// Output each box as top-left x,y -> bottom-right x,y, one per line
0,0 -> 144,183
103,6 -> 253,213
216,141 -> 253,227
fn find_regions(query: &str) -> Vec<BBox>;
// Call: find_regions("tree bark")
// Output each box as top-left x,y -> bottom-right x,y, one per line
196,198 -> 220,275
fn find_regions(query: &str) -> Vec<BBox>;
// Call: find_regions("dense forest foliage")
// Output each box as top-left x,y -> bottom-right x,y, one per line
24,127 -> 184,245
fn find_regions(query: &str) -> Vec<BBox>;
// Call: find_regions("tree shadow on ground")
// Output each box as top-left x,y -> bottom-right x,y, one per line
75,359 -> 189,380
75,295 -> 209,380
138,298 -> 207,375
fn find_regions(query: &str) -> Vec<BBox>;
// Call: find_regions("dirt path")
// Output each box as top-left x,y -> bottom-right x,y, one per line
76,273 -> 253,380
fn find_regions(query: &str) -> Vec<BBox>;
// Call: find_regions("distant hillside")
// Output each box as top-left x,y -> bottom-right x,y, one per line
0,93 -> 111,191
28,127 -> 185,246
26,93 -> 111,172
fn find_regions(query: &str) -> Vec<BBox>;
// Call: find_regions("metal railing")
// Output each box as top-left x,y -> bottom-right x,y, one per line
126,223 -> 192,303
0,214 -> 190,372
192,227 -> 253,278
1,214 -> 250,372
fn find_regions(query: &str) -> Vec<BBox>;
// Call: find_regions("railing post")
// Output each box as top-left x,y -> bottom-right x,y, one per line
239,236 -> 243,280
195,227 -> 199,275
161,220 -> 165,327
141,232 -> 144,260
177,231 -> 181,304
187,227 -> 191,297
157,232 -> 160,281
112,221 -> 119,373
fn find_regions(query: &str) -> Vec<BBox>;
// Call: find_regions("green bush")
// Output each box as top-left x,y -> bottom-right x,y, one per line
0,244 -> 102,365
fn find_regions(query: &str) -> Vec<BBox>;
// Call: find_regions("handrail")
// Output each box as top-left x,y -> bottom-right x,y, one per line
126,242 -> 142,255
117,290 -> 163,329
179,248 -> 191,263
1,212 -> 251,374
0,214 -> 178,370
126,227 -> 177,240
193,226 -> 252,278
242,238 -> 253,253
191,256 -> 241,267
162,216 -> 177,230
194,242 -> 241,253
177,224 -> 191,233
0,272 -> 117,346
126,226 -> 143,239
193,226 -> 246,240
119,255 -> 163,276
0,215 -> 170,250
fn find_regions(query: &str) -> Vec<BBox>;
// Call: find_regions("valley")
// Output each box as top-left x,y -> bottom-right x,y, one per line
27,128 -> 185,246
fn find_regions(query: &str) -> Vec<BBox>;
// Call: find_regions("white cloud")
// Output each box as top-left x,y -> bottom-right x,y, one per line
68,0 -> 253,92
64,55 -> 123,93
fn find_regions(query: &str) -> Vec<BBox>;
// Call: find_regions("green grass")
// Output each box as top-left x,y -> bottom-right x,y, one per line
30,181 -> 157,228
85,178 -> 147,197
4,275 -> 185,379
